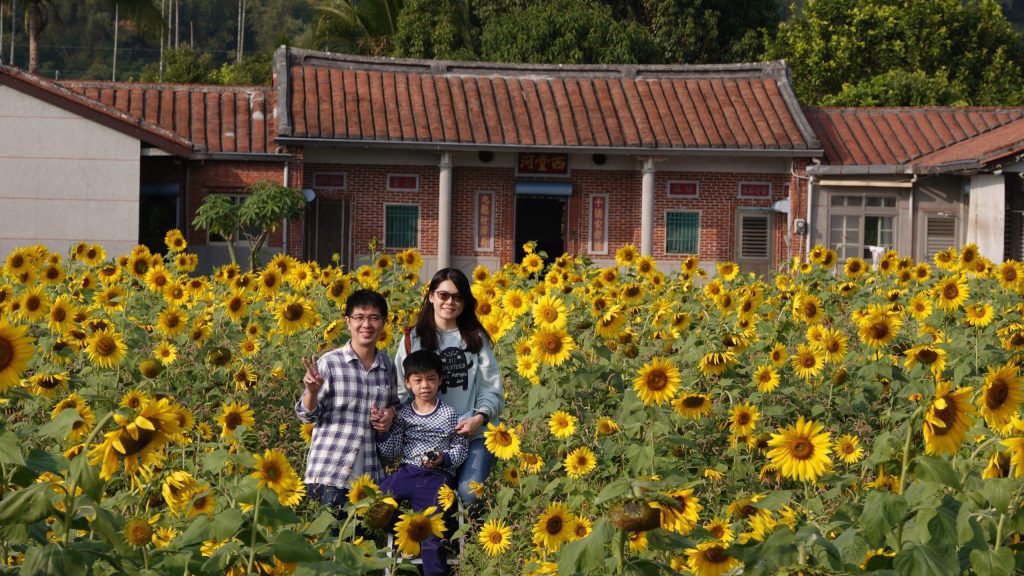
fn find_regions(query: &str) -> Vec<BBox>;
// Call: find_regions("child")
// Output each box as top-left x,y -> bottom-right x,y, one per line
377,349 -> 468,576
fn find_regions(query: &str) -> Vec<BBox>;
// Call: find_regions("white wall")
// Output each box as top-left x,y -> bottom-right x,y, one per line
0,84 -> 141,259
967,174 -> 1005,262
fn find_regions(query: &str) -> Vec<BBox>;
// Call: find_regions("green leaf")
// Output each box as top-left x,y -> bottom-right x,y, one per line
176,515 -> 212,546
0,431 -> 25,466
969,547 -> 1015,576
495,486 -> 515,511
980,478 -> 1014,514
303,512 -> 338,536
212,507 -> 244,540
202,449 -> 232,475
558,517 -> 614,575
751,490 -> 791,511
912,455 -> 959,488
892,542 -> 957,576
594,479 -> 632,505
624,558 -> 665,576
272,529 -> 323,563
20,543 -> 88,576
859,491 -> 908,547
68,453 -> 103,503
0,483 -> 57,525
36,409 -> 84,440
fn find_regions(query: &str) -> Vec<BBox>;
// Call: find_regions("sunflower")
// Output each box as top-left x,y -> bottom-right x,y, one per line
233,364 -> 258,391
632,357 -> 681,406
595,305 -> 627,339
45,294 -> 76,333
995,260 -> 1023,290
394,506 -> 446,556
251,449 -> 301,503
978,363 -> 1024,428
120,390 -> 151,411
124,516 -> 156,549
934,275 -> 969,311
564,447 -> 597,478
835,434 -> 865,464
483,422 -> 521,460
276,295 -> 319,335
843,257 -> 868,278
0,319 -> 34,393
964,303 -> 994,328
217,402 -> 255,438
982,450 -> 1013,479
257,269 -> 283,296
163,229 -> 187,252
686,542 -> 740,576
346,474 -> 378,504
15,287 -> 48,323
144,266 -> 174,293
902,344 -> 947,377
520,253 -> 544,276
154,341 -> 177,366
223,292 -> 249,323
595,416 -> 621,437
398,248 -> 423,271
907,292 -> 933,321
673,392 -> 713,419
187,487 -> 217,518
548,410 -> 577,438
767,342 -> 788,367
156,306 -> 188,337
1001,437 -> 1024,478
619,282 -> 645,305
857,309 -> 902,349
729,403 -> 760,436
750,365 -> 779,393
88,398 -> 182,482
531,328 -> 575,366
531,294 -> 568,329
793,293 -> 823,324
615,244 -> 639,267
478,518 -> 513,557
766,416 -> 833,483
85,328 -> 127,369
25,371 -> 68,397
656,488 -> 703,534
791,343 -> 825,380
532,502 -> 576,552
818,328 -> 848,364
519,452 -> 545,474
698,350 -> 735,377
502,289 -> 530,318
923,382 -> 976,455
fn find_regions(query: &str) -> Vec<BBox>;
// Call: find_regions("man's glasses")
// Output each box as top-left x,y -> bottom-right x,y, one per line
347,314 -> 383,324
432,290 -> 464,303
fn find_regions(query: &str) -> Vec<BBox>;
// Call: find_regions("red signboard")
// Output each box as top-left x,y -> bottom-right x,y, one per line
590,195 -> 607,253
313,173 -> 347,189
388,174 -> 419,191
667,181 -> 699,197
476,192 -> 494,251
739,182 -> 771,198
517,153 -> 569,176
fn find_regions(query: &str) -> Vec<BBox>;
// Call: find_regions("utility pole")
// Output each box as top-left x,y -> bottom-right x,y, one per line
158,0 -> 164,80
111,3 -> 118,81
0,4 -> 5,65
8,0 -> 15,66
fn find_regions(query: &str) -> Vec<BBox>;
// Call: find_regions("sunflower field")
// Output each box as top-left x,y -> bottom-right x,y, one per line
1,234 -> 1024,576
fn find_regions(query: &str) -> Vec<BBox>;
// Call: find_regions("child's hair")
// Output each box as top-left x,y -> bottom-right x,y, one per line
345,289 -> 388,318
403,349 -> 443,380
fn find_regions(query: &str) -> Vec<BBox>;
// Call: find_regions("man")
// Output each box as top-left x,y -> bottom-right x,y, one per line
297,289 -> 398,515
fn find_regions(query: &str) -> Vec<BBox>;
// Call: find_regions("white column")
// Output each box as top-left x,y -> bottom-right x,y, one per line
967,174 -> 1005,262
640,157 -> 655,256
438,152 -> 453,269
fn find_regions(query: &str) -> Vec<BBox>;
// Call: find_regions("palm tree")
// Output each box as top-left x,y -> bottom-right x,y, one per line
315,0 -> 404,56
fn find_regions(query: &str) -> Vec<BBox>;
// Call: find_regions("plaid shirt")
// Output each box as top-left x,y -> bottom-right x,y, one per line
295,342 -> 399,488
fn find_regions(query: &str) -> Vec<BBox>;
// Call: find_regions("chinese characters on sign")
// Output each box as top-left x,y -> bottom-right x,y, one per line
590,195 -> 607,253
313,173 -> 347,189
476,192 -> 494,251
517,153 -> 569,176
387,174 -> 419,192
739,182 -> 772,198
667,181 -> 699,197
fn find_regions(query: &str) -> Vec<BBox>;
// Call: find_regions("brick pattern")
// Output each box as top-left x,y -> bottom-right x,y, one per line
284,51 -> 815,150
806,107 -> 1024,167
186,162 -> 287,247
60,80 -> 275,154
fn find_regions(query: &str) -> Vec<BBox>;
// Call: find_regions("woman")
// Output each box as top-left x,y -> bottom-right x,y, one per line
394,268 -> 504,511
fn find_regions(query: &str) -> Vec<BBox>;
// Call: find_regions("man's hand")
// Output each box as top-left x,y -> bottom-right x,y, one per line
454,413 -> 486,436
301,355 -> 323,411
370,406 -> 395,432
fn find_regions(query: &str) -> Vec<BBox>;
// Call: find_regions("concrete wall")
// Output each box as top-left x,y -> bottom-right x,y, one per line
968,174 -> 1005,261
0,84 -> 141,259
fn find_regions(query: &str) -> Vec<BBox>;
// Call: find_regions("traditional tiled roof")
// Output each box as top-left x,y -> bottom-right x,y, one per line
273,47 -> 821,153
0,64 -> 192,156
60,80 -> 278,157
805,107 -> 1024,173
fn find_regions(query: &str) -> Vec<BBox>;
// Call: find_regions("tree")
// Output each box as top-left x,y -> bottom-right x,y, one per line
192,181 -> 305,271
637,0 -> 781,64
765,0 -> 1024,105
140,44 -> 214,82
391,0 -> 475,60
0,0 -> 60,73
479,0 -> 662,64
314,0 -> 403,56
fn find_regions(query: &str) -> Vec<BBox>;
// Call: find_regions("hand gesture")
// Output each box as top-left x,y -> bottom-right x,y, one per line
301,355 -> 324,396
455,414 -> 486,437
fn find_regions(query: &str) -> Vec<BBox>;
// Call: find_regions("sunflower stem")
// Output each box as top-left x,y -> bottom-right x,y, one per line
895,406 -> 922,551
247,489 -> 262,574
615,527 -> 627,575
64,410 -> 115,545
994,513 -> 1006,551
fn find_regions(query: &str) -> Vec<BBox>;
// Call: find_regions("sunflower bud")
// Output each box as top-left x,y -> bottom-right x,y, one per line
624,344 -> 639,359
208,347 -> 232,366
608,500 -> 661,532
363,499 -> 397,533
139,358 -> 163,379
831,367 -> 849,386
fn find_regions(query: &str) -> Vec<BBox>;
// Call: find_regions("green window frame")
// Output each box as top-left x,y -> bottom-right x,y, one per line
385,204 -> 419,248
665,211 -> 699,254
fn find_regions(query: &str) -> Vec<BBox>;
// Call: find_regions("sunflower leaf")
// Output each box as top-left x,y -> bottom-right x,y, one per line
911,455 -> 960,489
892,542 -> 957,576
979,478 -> 1013,514
750,490 -> 791,511
19,543 -> 88,576
557,517 -> 614,574
0,483 -> 57,525
36,409 -> 83,440
272,529 -> 322,563
969,547 -> 1015,576
859,491 -> 908,548
0,430 -> 25,466
594,479 -> 632,505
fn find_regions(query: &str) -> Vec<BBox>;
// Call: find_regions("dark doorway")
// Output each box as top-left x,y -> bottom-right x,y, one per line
304,197 -> 352,269
139,182 -> 180,254
515,196 -> 567,261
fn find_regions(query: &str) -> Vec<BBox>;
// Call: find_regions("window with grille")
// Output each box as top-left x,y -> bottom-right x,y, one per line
738,214 -> 770,259
666,211 -> 699,254
385,205 -> 419,248
925,216 -> 957,261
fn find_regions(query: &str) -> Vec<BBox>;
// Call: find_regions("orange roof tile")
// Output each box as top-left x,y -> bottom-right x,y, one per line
274,48 -> 820,153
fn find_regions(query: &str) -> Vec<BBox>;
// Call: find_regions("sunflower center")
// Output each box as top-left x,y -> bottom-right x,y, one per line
682,396 -> 706,409
1003,268 -> 1018,282
868,322 -> 890,340
646,371 -> 668,391
625,287 -> 640,298
916,349 -> 938,364
703,545 -> 729,564
52,307 -> 66,322
330,282 -> 345,298
229,298 -> 243,312
0,340 -> 13,370
800,355 -> 816,368
545,516 -> 563,535
479,302 -> 492,315
95,336 -> 116,356
942,284 -> 960,300
225,412 -> 243,428
408,517 -> 433,542
495,430 -> 512,447
710,525 -> 725,538
543,337 -> 562,353
542,307 -> 557,322
791,439 -> 813,459
25,295 -> 41,311
263,464 -> 282,482
119,426 -> 158,456
489,532 -> 503,544
165,315 -> 180,328
932,401 -> 957,429
37,376 -> 60,389
284,303 -> 304,321
736,413 -> 751,425
264,275 -> 277,288
986,380 -> 1009,408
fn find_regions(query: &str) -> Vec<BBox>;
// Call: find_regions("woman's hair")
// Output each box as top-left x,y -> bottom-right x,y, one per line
413,268 -> 491,353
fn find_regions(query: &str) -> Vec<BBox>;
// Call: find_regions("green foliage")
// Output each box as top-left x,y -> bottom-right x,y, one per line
642,0 -> 781,63
314,0 -> 403,55
479,0 -> 662,64
391,0 -> 475,60
766,0 -> 1024,105
140,45 -> 216,83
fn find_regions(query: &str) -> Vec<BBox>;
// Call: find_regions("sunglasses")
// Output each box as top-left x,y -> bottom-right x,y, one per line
432,290 -> 464,304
